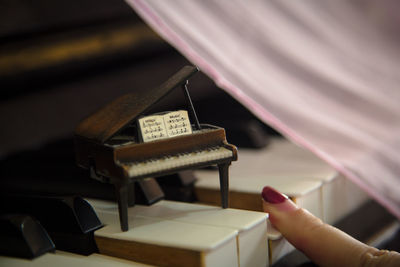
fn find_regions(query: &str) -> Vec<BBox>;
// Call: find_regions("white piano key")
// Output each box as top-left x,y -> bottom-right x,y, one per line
194,170 -> 323,216
195,137 -> 368,221
0,251 -> 152,267
88,253 -> 153,266
88,199 -> 269,267
322,173 -> 369,224
94,215 -> 238,267
194,137 -> 369,264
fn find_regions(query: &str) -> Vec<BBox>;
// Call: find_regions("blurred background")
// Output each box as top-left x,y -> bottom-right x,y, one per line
0,0 -> 280,158
0,0 -> 279,207
1,0 -> 400,157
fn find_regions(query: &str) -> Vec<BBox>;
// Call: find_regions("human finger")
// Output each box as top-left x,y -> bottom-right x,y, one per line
262,186 -> 400,267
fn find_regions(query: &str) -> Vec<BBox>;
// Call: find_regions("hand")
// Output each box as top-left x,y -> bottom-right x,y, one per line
261,186 -> 400,267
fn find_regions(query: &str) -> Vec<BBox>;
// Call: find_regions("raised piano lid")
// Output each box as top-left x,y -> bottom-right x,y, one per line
74,65 -> 199,144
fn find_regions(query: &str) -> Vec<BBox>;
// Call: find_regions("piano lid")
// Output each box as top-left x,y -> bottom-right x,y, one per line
75,65 -> 199,143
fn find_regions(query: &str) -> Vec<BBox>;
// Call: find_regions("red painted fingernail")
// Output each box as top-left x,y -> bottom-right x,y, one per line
262,186 -> 288,204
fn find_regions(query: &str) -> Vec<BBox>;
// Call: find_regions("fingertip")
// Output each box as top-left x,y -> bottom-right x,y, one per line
260,186 -> 372,267
261,186 -> 298,213
262,186 -> 288,204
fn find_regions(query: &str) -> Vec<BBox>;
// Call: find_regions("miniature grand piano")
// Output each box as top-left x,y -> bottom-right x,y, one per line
74,66 -> 238,231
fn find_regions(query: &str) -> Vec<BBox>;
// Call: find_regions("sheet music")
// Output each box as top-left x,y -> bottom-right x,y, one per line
138,110 -> 192,142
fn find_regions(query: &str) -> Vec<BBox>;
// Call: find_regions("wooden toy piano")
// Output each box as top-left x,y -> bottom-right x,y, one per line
74,66 -> 238,231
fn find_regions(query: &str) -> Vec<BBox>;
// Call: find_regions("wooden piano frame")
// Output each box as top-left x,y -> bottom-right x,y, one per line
74,66 -> 237,231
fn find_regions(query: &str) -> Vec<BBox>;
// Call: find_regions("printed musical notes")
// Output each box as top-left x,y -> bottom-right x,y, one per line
138,110 -> 192,142
139,116 -> 167,142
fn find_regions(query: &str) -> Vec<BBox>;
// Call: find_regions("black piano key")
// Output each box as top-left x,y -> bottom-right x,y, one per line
0,138 -> 163,207
0,195 -> 101,233
156,170 -> 197,202
157,170 -> 197,187
134,178 -> 165,205
0,195 -> 102,255
0,214 -> 55,259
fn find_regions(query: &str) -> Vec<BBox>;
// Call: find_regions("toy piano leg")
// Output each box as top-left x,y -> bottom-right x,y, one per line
115,183 -> 131,231
218,162 -> 230,208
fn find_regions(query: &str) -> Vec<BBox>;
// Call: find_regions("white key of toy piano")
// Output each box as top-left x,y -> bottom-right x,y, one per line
124,146 -> 233,177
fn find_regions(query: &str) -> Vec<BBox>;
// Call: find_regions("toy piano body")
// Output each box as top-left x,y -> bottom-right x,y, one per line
74,66 -> 238,231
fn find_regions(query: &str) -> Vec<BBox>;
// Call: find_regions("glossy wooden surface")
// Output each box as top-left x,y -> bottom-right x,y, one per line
75,66 -> 198,143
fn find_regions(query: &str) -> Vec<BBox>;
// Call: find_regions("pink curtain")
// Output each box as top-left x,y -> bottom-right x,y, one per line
126,0 -> 400,219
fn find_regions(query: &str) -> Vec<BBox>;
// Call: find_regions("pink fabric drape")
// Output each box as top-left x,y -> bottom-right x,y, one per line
126,0 -> 400,219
